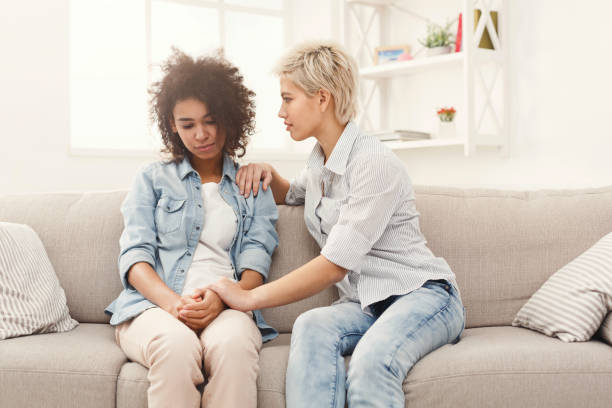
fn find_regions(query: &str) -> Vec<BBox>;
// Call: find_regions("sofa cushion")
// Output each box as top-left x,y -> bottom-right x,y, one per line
263,205 -> 338,333
403,326 -> 612,408
0,222 -> 78,339
512,232 -> 612,342
415,185 -> 612,329
255,328 -> 612,408
116,362 -> 149,408
0,323 -> 127,408
0,192 -> 126,324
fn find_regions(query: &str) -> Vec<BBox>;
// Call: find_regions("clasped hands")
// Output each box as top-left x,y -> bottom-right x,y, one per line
171,288 -> 226,332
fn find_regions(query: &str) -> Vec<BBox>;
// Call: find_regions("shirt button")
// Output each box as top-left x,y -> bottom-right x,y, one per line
166,206 -> 170,210
179,269 -> 184,274
196,226 -> 200,230
198,204 -> 202,208
196,186 -> 200,190
187,252 -> 192,256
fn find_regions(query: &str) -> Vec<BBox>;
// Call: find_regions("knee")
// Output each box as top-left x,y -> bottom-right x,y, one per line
292,308 -> 331,339
149,326 -> 201,364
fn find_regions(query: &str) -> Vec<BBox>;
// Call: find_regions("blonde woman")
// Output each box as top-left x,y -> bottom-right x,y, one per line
189,42 -> 465,407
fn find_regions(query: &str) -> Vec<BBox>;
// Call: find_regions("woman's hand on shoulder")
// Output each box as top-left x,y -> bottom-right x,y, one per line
236,162 -> 274,198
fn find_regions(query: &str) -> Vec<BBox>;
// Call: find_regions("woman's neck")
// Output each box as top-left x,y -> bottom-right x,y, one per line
192,154 -> 224,184
315,118 -> 346,164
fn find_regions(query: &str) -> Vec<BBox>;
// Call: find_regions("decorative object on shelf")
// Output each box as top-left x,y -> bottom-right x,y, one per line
374,44 -> 411,64
435,107 -> 456,139
419,22 -> 455,57
474,9 -> 498,49
455,13 -> 462,52
370,129 -> 430,142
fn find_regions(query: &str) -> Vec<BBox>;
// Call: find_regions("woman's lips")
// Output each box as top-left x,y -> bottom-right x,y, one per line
195,143 -> 214,152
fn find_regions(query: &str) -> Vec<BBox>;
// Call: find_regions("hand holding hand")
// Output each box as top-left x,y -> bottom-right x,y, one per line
204,277 -> 257,312
178,289 -> 226,331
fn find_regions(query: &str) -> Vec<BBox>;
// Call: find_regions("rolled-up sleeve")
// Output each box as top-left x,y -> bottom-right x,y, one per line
285,167 -> 308,206
237,184 -> 279,281
321,154 -> 403,272
118,166 -> 158,290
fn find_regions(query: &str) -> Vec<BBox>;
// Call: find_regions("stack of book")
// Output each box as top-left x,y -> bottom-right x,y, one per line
370,129 -> 431,142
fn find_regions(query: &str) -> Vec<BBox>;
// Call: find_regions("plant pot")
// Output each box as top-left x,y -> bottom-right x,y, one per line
436,121 -> 456,139
426,46 -> 452,57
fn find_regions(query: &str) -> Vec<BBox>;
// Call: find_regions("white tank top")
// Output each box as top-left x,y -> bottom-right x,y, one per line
181,182 -> 238,296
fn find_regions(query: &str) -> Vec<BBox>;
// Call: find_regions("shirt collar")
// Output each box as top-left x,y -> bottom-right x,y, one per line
177,153 -> 237,181
306,121 -> 359,176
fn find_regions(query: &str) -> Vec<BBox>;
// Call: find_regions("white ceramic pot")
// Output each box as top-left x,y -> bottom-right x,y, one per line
426,46 -> 452,57
436,121 -> 456,139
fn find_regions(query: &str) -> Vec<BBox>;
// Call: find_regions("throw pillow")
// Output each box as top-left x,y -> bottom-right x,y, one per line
0,222 -> 78,340
597,313 -> 612,345
512,232 -> 612,342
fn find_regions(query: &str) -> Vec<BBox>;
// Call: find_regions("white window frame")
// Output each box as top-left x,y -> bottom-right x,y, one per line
70,0 -> 309,160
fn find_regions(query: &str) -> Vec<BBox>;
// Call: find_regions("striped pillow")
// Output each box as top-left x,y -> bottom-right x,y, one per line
512,232 -> 612,342
0,222 -> 78,340
598,313 -> 612,345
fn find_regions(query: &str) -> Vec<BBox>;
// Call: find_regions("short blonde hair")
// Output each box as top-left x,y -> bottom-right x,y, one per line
274,41 -> 359,124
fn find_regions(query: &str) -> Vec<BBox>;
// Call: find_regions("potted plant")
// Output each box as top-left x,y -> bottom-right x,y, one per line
435,107 -> 457,138
419,22 -> 455,56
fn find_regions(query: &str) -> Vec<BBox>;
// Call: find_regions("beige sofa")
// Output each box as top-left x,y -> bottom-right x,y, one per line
1,185 -> 612,408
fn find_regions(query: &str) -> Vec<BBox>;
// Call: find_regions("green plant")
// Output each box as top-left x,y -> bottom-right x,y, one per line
418,22 -> 455,48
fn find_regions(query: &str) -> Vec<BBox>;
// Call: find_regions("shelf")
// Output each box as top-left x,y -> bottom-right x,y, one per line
360,52 -> 463,79
346,0 -> 393,6
383,138 -> 466,150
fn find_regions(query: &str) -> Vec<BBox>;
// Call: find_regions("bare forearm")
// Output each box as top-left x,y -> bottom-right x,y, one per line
238,269 -> 264,290
269,167 -> 290,205
250,255 -> 346,309
127,262 -> 179,312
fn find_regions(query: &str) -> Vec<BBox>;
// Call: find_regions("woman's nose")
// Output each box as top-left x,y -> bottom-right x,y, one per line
278,107 -> 286,118
194,125 -> 205,140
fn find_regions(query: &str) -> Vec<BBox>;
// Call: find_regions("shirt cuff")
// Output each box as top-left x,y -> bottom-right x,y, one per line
321,224 -> 371,272
119,249 -> 156,290
237,247 -> 272,281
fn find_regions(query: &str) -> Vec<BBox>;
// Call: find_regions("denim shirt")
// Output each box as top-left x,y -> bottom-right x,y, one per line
105,154 -> 279,342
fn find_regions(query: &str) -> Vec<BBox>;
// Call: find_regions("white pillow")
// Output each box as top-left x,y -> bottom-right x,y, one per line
0,222 -> 78,340
512,232 -> 612,342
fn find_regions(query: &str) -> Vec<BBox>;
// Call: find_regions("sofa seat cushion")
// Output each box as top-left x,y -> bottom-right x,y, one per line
404,326 -> 612,408
0,323 -> 126,408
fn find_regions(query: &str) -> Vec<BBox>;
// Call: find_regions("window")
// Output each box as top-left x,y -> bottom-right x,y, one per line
70,0 -> 294,155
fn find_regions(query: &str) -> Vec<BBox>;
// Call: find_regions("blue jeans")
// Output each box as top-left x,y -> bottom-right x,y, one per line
285,280 -> 465,408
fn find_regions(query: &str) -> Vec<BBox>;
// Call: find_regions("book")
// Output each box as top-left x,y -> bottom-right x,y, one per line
455,13 -> 462,52
370,129 -> 431,142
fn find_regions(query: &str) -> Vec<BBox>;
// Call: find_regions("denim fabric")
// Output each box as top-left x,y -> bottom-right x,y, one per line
286,280 -> 465,407
105,154 -> 279,342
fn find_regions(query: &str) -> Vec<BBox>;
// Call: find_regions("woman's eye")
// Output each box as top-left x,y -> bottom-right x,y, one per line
205,120 -> 216,125
182,124 -> 193,129
283,98 -> 291,103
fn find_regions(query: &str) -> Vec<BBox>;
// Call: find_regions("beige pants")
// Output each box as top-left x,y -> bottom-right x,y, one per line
115,307 -> 262,408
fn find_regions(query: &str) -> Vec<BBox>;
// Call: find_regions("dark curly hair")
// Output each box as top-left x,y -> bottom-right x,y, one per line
150,48 -> 256,161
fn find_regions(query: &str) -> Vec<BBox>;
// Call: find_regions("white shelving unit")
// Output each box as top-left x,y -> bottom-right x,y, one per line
341,0 -> 509,156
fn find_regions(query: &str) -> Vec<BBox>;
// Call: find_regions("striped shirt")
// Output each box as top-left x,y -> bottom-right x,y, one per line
285,121 -> 459,309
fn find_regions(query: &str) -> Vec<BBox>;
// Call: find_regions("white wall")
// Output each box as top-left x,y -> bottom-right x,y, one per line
1,0 -> 611,194
384,0 -> 612,189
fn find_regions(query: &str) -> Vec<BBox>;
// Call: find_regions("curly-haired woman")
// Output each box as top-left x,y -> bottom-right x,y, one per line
105,49 -> 279,408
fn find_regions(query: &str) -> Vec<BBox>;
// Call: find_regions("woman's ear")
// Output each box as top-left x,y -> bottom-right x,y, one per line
318,88 -> 332,113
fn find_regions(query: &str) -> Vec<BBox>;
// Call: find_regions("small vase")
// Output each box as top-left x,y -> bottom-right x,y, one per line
436,121 -> 456,139
426,46 -> 452,57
